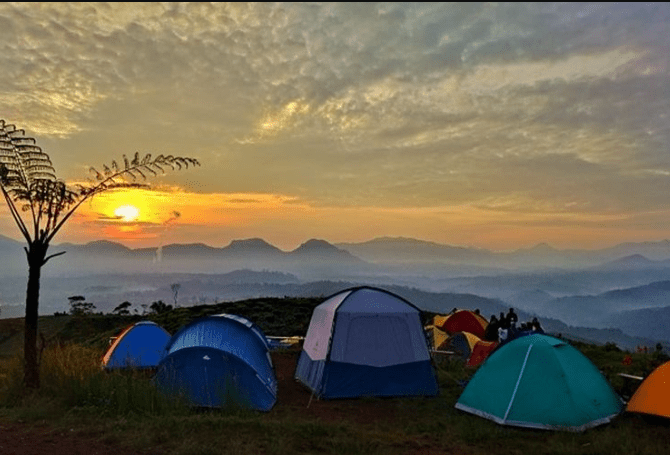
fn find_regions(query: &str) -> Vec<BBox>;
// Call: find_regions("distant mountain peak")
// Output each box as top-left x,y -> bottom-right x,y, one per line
78,240 -> 132,253
294,238 -> 340,252
527,242 -> 557,252
291,239 -> 364,263
224,238 -> 282,254
617,253 -> 652,261
228,238 -> 276,248
359,236 -> 468,249
86,239 -> 129,248
608,254 -> 654,265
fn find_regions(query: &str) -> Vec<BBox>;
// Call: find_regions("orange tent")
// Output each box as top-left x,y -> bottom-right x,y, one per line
626,361 -> 670,418
434,310 -> 488,339
466,340 -> 498,367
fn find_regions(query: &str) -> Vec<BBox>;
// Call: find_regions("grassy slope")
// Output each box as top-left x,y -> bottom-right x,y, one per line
1,297 -> 669,455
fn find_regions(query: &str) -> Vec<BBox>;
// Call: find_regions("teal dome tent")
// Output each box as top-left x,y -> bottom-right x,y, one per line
455,334 -> 623,431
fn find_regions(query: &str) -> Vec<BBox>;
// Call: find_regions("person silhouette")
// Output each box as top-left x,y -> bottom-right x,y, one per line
485,315 -> 499,342
506,308 -> 518,328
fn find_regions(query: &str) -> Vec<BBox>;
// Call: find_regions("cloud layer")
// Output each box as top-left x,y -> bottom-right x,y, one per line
1,3 -> 669,249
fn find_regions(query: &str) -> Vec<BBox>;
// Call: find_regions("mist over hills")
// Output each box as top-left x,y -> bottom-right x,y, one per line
5,234 -> 670,274
0,235 -> 368,278
2,234 -> 670,348
533,280 -> 670,329
337,237 -> 670,269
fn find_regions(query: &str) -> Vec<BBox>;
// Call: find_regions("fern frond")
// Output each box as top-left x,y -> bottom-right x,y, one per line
3,119 -> 200,246
0,121 -> 56,195
91,167 -> 104,181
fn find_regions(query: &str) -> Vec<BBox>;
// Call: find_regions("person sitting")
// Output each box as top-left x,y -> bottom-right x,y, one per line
531,317 -> 544,334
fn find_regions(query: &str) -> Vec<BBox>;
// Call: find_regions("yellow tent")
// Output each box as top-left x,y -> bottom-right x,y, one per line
425,324 -> 449,351
446,331 -> 481,360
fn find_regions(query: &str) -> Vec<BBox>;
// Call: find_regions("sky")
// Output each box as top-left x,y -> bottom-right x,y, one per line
1,2 -> 669,252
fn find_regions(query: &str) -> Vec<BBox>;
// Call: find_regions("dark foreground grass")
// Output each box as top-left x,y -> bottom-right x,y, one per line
1,344 -> 669,455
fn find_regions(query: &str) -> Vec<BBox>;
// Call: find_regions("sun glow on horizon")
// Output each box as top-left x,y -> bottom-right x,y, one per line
113,205 -> 140,222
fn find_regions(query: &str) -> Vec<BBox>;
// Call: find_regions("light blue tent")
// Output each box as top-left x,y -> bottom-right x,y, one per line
102,321 -> 171,369
455,334 -> 624,431
154,314 -> 277,411
295,286 -> 438,399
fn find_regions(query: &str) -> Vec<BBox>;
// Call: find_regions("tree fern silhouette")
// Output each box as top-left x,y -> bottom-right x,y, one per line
1,119 -> 200,388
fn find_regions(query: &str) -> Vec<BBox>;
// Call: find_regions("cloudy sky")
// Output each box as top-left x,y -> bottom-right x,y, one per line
1,2 -> 669,251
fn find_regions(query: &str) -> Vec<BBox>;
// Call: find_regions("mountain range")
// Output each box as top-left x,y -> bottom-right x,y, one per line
3,234 -> 670,347
4,234 -> 670,276
0,235 -> 368,278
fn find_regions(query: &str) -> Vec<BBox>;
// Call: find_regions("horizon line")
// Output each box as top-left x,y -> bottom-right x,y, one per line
3,233 -> 670,254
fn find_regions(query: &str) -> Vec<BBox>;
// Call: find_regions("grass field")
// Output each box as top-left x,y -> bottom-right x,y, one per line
1,303 -> 669,455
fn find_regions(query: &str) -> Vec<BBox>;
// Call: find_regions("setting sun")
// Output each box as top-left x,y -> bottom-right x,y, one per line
113,205 -> 140,222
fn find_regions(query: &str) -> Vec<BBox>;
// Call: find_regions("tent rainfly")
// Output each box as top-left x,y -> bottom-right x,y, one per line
102,321 -> 171,369
466,339 -> 498,368
626,360 -> 670,419
425,324 -> 449,351
295,286 -> 439,399
447,331 -> 481,361
435,310 -> 488,339
154,314 -> 277,411
455,334 -> 624,431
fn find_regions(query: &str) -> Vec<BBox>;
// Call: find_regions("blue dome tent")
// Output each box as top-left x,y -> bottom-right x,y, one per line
154,314 -> 277,411
295,286 -> 438,399
102,321 -> 171,369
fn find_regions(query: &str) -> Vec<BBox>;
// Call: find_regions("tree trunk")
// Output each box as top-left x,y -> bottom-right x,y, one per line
24,243 -> 46,389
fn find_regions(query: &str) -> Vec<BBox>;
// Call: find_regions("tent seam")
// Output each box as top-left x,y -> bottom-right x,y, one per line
503,343 -> 533,423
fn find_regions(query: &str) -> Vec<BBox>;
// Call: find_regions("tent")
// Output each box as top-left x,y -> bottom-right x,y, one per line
466,339 -> 498,368
295,286 -> 439,399
447,332 -> 481,361
102,321 -> 171,369
154,314 -> 277,411
455,334 -> 623,431
435,310 -> 488,339
425,324 -> 449,351
626,360 -> 670,418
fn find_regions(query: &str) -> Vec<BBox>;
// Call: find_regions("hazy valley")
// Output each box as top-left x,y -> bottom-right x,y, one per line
2,234 -> 670,350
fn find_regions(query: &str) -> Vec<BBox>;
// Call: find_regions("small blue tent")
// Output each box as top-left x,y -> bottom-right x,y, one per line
154,314 -> 277,411
295,286 -> 438,399
102,321 -> 171,369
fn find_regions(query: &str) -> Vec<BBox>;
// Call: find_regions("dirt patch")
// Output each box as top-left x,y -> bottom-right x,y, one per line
271,349 -> 399,427
0,421 -> 144,455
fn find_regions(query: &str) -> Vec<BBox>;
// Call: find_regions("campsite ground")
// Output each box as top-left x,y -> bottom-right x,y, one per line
1,307 -> 670,455
0,350 -> 415,455
1,347 -> 670,455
